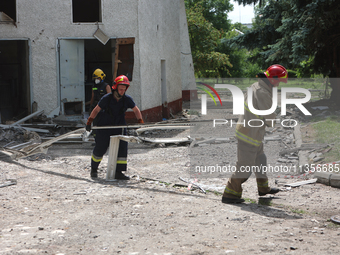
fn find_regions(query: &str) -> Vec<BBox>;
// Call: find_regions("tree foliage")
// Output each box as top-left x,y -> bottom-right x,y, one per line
233,0 -> 340,101
185,0 -> 233,31
185,1 -> 232,77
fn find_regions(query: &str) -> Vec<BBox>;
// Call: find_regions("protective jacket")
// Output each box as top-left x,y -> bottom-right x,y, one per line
235,79 -> 276,147
92,81 -> 109,106
97,93 -> 135,127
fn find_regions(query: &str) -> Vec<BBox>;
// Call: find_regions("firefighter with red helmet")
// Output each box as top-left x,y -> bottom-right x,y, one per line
86,75 -> 144,179
222,65 -> 288,204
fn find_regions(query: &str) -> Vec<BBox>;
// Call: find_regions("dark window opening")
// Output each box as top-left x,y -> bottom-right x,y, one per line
72,0 -> 101,23
64,102 -> 83,115
0,0 -> 16,22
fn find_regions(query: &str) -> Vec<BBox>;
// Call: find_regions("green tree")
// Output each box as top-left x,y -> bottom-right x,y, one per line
233,0 -> 340,102
185,0 -> 233,31
186,1 -> 232,77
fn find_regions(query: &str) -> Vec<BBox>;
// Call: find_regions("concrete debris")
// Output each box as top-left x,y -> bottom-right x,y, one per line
264,135 -> 281,141
314,169 -> 340,188
1,128 -> 86,160
279,144 -> 329,156
179,177 -> 206,194
192,137 -> 232,146
284,178 -> 317,187
0,179 -> 17,188
0,110 -> 49,133
311,106 -> 329,111
330,215 -> 340,225
312,156 -> 324,163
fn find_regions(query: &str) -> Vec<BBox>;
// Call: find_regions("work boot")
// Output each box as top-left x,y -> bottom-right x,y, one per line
90,168 -> 98,178
115,172 -> 130,180
258,187 -> 280,196
221,197 -> 245,204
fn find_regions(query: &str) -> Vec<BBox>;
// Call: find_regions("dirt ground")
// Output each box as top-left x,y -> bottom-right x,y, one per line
1,101 -> 340,254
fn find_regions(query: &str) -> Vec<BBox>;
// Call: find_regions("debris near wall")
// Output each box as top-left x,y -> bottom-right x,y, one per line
0,109 -> 194,161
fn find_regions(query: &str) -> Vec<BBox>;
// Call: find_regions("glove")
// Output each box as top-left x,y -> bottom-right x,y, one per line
138,119 -> 144,124
86,117 -> 94,131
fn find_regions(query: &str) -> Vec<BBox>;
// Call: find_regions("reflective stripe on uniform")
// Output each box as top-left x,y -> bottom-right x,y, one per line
91,154 -> 103,163
235,101 -> 264,147
224,187 -> 242,198
92,88 -> 98,91
244,102 -> 264,120
257,180 -> 269,188
235,130 -> 262,147
117,157 -> 127,165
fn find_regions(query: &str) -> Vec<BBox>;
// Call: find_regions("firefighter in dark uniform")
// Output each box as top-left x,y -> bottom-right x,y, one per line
89,69 -> 111,136
86,75 -> 144,180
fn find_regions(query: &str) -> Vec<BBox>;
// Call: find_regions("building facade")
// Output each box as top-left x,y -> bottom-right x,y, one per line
0,0 -> 195,123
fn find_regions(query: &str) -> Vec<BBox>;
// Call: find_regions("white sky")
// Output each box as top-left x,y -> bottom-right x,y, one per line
228,0 -> 255,24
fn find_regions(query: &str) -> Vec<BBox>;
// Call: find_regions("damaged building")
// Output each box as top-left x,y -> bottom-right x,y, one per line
0,0 -> 196,124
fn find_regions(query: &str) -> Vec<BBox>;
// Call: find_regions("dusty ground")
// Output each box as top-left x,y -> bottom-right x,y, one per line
1,100 -> 340,254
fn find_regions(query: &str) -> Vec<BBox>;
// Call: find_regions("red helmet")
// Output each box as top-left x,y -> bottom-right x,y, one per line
264,64 -> 288,85
112,75 -> 130,90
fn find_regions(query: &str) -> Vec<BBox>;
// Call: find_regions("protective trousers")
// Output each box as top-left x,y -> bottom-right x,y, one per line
91,129 -> 127,173
223,140 -> 271,199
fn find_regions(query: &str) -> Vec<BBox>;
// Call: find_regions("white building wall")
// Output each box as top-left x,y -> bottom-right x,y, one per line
0,0 -> 192,117
0,0 -> 140,114
179,0 -> 196,92
138,0 -> 182,110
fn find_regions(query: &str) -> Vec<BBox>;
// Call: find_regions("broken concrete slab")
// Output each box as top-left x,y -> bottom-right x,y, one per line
330,174 -> 340,188
285,179 -> 317,187
312,156 -> 325,163
314,172 -> 340,188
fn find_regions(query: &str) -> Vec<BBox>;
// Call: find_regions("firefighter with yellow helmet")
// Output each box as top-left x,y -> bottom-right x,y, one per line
90,69 -> 111,111
86,75 -> 144,179
222,65 -> 288,204
89,69 -> 111,136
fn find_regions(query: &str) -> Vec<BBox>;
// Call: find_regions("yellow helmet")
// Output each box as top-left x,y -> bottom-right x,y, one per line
92,69 -> 106,80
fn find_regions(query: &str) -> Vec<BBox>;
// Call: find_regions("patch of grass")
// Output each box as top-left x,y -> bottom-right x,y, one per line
326,220 -> 340,229
312,117 -> 340,164
291,209 -> 306,214
258,199 -> 273,206
244,198 -> 256,204
205,190 -> 223,196
196,78 -> 328,91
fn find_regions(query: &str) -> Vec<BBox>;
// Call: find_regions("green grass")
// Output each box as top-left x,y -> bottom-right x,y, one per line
244,198 -> 257,204
312,117 -> 340,165
196,78 -> 329,92
258,199 -> 273,206
291,209 -> 306,214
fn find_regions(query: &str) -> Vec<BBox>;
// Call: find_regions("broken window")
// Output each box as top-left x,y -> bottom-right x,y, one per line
0,0 -> 16,23
72,0 -> 101,23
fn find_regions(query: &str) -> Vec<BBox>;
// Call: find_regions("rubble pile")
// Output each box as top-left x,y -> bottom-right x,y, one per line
0,128 -> 41,148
